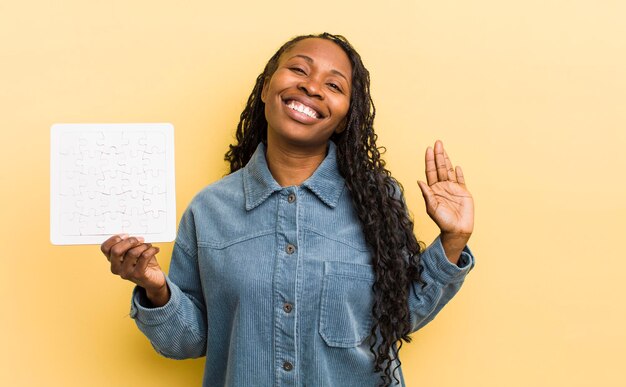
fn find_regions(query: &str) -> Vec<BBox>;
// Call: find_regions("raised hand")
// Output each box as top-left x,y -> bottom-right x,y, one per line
417,140 -> 474,262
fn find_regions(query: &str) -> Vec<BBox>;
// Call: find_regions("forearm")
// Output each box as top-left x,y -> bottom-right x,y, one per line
408,236 -> 475,332
130,277 -> 207,359
145,283 -> 171,307
440,232 -> 471,265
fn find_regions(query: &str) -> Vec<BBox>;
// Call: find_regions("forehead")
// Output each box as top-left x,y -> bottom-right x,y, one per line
280,38 -> 352,80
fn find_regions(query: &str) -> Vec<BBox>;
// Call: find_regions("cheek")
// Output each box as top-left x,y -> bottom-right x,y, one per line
333,98 -> 350,121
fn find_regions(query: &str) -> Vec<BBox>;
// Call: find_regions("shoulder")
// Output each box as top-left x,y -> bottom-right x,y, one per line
175,170 -> 246,247
188,170 -> 245,212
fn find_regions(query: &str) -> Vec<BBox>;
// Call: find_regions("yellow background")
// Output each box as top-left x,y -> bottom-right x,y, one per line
1,0 -> 625,386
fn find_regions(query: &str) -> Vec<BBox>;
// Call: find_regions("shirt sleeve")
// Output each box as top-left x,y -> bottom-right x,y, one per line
129,207 -> 208,359
408,235 -> 475,333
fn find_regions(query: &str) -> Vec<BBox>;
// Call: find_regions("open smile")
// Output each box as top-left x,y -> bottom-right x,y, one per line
281,95 -> 326,124
284,99 -> 321,119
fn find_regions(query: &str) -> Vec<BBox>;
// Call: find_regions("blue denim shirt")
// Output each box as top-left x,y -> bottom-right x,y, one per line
129,141 -> 475,386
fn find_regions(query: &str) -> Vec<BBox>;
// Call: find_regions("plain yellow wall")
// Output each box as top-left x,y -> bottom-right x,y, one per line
1,0 -> 625,386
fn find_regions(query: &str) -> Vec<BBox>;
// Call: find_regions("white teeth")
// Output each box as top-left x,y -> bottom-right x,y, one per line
287,100 -> 319,119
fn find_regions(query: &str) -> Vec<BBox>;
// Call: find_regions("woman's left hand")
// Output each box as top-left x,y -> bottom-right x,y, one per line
417,140 -> 474,261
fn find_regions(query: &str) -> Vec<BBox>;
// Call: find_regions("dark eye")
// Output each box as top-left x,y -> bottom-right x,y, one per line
290,67 -> 306,75
328,83 -> 342,92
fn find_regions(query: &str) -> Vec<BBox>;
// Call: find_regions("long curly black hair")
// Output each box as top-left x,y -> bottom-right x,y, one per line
224,32 -> 424,386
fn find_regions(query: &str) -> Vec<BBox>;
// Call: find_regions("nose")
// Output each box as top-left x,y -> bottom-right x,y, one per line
298,77 -> 323,99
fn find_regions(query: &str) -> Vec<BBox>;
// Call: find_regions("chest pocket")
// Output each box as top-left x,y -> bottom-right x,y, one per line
319,261 -> 375,348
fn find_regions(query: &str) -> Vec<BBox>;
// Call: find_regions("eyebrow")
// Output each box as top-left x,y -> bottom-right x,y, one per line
288,54 -> 350,84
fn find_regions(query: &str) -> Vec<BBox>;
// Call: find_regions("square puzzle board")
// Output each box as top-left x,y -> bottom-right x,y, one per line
50,123 -> 176,245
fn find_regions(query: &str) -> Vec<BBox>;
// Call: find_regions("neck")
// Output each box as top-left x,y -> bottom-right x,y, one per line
265,138 -> 328,187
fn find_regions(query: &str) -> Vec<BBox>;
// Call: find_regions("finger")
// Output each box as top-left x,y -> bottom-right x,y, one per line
456,165 -> 467,187
120,243 -> 152,279
417,180 -> 438,214
434,140 -> 448,182
101,234 -> 128,261
135,246 -> 160,275
444,149 -> 457,182
110,236 -> 145,262
109,236 -> 144,274
425,146 -> 438,186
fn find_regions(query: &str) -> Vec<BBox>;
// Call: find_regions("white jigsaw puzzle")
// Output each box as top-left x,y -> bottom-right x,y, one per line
50,123 -> 176,245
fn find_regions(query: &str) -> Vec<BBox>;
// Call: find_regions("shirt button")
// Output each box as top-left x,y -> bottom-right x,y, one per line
286,244 -> 296,255
283,303 -> 293,313
287,193 -> 296,203
283,361 -> 293,371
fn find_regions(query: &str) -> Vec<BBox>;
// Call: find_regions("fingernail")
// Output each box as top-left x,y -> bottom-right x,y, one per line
137,237 -> 145,243
118,233 -> 129,240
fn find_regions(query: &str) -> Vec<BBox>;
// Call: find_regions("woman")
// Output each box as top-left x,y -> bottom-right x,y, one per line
101,33 -> 475,387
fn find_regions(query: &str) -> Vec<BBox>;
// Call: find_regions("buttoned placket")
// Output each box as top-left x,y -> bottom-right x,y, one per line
273,187 -> 299,386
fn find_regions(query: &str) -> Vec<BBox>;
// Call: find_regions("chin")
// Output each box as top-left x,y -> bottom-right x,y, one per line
269,127 -> 331,150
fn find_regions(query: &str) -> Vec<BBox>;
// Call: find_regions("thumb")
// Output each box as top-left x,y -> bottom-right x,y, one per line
417,180 -> 437,214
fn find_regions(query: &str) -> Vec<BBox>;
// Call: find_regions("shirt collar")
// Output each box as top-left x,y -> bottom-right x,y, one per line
243,141 -> 345,211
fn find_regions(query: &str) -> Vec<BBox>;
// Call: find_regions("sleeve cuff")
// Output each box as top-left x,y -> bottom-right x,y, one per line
129,275 -> 181,326
421,235 -> 475,284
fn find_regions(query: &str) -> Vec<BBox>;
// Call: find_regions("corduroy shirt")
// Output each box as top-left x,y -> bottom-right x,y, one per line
130,141 -> 475,386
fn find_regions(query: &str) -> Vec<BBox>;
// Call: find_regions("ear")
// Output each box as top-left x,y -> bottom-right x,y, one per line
261,77 -> 270,103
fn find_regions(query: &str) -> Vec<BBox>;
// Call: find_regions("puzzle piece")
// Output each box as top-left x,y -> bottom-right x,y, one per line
96,131 -> 129,154
59,132 -> 87,156
141,131 -> 166,154
96,211 -> 131,235
122,131 -> 148,157
75,150 -> 107,176
76,191 -> 110,215
78,208 -> 106,235
76,132 -> 104,159
99,149 -> 127,175
143,188 -> 167,216
140,169 -> 167,193
60,212 -> 81,236
141,151 -> 166,175
100,168 -> 132,196
58,168 -> 83,196
122,207 -> 150,234
140,209 -> 167,233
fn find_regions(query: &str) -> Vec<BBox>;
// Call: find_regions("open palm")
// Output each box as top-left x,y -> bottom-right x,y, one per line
417,141 -> 474,237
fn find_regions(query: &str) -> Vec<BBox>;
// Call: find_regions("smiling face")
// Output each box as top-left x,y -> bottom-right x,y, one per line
261,38 -> 352,152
